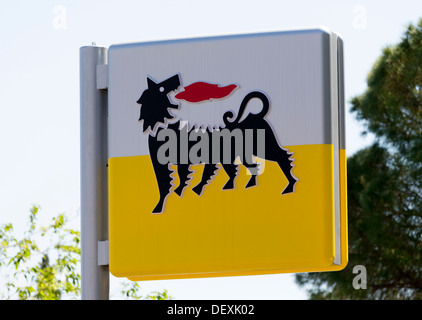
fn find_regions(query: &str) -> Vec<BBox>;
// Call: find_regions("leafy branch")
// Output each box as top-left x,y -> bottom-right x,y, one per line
0,205 -> 171,300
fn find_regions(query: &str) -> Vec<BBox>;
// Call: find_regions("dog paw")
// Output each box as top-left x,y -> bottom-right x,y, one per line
222,180 -> 234,190
152,199 -> 165,213
192,185 -> 203,196
281,182 -> 296,194
174,186 -> 184,197
245,176 -> 257,189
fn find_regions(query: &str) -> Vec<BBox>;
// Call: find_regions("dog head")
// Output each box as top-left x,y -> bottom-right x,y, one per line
137,74 -> 181,134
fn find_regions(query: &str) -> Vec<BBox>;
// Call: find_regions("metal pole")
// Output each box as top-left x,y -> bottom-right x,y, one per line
80,46 -> 109,300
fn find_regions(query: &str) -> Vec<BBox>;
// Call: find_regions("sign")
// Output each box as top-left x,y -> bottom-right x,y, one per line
107,28 -> 348,280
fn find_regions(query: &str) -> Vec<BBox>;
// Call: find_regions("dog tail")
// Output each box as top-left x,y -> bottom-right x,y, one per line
223,91 -> 269,127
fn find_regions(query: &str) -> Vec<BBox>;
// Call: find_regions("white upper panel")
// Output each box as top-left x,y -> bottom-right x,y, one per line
108,29 -> 333,158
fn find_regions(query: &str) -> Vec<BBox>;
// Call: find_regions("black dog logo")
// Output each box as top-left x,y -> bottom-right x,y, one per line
137,74 -> 298,213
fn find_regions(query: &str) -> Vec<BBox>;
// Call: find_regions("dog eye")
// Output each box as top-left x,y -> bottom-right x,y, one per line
159,87 -> 164,92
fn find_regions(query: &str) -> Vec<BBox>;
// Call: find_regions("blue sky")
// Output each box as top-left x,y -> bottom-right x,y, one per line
1,0 -> 421,299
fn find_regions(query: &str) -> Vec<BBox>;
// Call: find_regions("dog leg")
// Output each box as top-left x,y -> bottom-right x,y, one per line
192,164 -> 218,196
221,163 -> 238,190
244,164 -> 259,188
243,158 -> 260,188
151,163 -> 173,213
275,150 -> 297,194
174,164 -> 192,197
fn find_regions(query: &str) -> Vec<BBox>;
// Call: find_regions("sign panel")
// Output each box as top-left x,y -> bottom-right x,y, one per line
107,28 -> 348,280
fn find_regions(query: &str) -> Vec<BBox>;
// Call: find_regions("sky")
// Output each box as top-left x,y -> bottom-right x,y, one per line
0,0 -> 421,300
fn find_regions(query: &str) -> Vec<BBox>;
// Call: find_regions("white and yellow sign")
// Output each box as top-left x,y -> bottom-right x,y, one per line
107,28 -> 348,280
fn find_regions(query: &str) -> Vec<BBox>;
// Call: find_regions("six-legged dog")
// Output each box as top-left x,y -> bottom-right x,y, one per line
137,74 -> 297,213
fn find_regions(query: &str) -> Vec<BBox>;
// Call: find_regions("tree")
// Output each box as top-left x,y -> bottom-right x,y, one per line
0,205 -> 80,299
295,19 -> 422,299
0,205 -> 171,300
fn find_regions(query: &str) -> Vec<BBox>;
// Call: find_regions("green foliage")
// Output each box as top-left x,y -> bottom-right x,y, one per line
350,19 -> 422,171
120,282 -> 173,300
120,282 -> 144,300
0,206 -> 171,300
0,205 -> 80,299
295,19 -> 422,300
147,289 -> 172,300
296,145 -> 422,299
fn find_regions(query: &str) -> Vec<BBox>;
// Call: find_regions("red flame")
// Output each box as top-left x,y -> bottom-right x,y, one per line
175,82 -> 238,103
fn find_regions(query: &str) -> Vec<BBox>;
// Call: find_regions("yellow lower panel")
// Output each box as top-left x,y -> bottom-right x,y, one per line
109,144 -> 339,279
